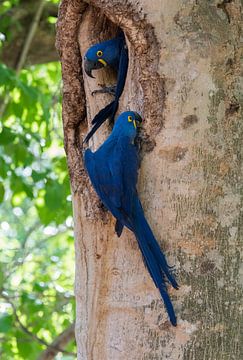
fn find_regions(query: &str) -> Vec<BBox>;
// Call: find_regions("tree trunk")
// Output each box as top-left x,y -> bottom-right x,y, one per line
56,1 -> 242,359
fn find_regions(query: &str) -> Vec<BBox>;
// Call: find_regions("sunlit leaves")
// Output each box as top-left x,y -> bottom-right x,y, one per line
47,16 -> 57,24
0,0 -> 76,353
0,61 -> 67,224
0,57 -> 75,358
16,329 -> 43,360
0,0 -> 19,16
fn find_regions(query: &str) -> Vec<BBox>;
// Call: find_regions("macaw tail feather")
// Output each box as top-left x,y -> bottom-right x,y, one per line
133,202 -> 178,326
141,215 -> 179,290
115,219 -> 124,237
83,100 -> 118,143
91,99 -> 118,126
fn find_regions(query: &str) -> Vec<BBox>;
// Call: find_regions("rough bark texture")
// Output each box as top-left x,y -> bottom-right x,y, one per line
56,1 -> 242,359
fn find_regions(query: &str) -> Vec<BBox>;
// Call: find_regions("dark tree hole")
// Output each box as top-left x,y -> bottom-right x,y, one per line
78,3 -> 165,155
79,7 -> 125,136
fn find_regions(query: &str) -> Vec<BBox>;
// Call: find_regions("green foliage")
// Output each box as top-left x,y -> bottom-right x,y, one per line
0,1 -> 19,16
0,313 -> 13,333
0,182 -> 4,202
0,1 -> 20,46
0,2 -> 75,356
0,60 -> 76,358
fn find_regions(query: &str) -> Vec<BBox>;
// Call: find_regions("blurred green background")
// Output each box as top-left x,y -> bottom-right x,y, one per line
0,1 -> 76,359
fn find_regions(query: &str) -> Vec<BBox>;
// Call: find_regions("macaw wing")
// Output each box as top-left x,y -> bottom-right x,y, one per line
83,102 -> 115,143
84,149 -> 111,202
115,38 -> 129,99
85,135 -> 139,229
84,145 -> 124,220
110,135 -> 139,222
110,38 -> 129,121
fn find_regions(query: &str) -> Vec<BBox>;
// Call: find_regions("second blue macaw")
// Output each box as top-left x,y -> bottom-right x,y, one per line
84,111 -> 178,326
83,32 -> 128,143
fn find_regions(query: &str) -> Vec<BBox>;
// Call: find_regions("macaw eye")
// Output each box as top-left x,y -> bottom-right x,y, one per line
97,50 -> 103,57
128,115 -> 133,122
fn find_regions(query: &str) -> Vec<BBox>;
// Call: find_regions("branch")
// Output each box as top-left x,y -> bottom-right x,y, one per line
37,323 -> 75,360
15,0 -> 46,73
0,292 -> 76,357
1,2 -> 58,68
4,221 -> 42,279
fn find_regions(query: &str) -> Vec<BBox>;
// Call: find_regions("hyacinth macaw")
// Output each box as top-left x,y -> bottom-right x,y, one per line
83,32 -> 128,143
84,111 -> 178,326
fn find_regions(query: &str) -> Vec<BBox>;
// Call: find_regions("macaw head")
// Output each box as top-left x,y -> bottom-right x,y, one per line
113,111 -> 142,138
84,38 -> 121,78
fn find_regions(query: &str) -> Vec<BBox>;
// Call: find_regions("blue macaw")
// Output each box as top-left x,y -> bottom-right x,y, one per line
83,32 -> 128,143
84,111 -> 179,326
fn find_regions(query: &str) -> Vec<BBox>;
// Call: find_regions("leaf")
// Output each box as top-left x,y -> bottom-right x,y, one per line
11,101 -> 24,118
33,282 -> 47,292
22,183 -> 33,199
16,330 -> 37,359
45,180 -> 63,211
32,170 -> 47,182
10,174 -> 23,193
0,127 -> 15,145
14,143 -> 29,164
0,314 -> 13,333
5,142 -> 30,166
0,58 -> 76,359
0,263 -> 4,288
0,157 -> 9,179
0,181 -> 5,202
36,205 -> 54,226
0,63 -> 15,87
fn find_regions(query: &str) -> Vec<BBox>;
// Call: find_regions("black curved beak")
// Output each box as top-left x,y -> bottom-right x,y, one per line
84,57 -> 95,78
134,112 -> 142,125
83,57 -> 104,78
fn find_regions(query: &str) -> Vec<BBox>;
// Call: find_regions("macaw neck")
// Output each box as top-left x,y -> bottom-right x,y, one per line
96,128 -> 135,153
109,57 -> 120,71
111,124 -> 137,142
104,38 -> 122,70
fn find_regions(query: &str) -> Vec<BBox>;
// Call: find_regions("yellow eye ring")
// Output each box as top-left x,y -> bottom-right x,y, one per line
128,115 -> 133,122
97,50 -> 103,57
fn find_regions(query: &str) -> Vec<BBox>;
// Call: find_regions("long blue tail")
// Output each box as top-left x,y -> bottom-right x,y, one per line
83,100 -> 118,143
133,202 -> 178,326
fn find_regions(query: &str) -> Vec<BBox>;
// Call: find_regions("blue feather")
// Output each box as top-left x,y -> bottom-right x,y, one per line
133,205 -> 177,326
83,33 -> 129,143
84,111 -> 178,326
115,220 -> 124,237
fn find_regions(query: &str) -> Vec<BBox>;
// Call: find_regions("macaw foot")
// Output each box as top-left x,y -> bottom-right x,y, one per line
91,84 -> 116,96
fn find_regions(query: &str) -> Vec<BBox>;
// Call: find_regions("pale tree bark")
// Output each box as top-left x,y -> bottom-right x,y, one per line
56,1 -> 242,359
